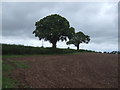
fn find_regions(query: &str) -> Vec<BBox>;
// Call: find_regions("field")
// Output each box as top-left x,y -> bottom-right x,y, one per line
2,53 -> 118,88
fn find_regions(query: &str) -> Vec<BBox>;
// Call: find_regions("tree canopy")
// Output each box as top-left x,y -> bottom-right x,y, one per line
33,14 -> 74,48
67,31 -> 90,50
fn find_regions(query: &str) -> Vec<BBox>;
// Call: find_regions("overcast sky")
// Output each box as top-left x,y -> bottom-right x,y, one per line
1,2 -> 118,52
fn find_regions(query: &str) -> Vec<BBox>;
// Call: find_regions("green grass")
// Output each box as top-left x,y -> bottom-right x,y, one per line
2,54 -> 51,58
0,60 -> 1,89
0,76 -> 1,90
2,55 -> 26,58
2,43 -> 97,55
2,60 -> 30,88
2,77 -> 18,88
2,64 -> 15,72
10,60 -> 29,69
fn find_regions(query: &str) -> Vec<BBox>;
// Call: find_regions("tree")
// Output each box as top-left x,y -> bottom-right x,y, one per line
67,31 -> 90,50
67,27 -> 75,39
33,14 -> 74,48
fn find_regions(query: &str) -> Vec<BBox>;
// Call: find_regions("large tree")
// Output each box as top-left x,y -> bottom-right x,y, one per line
33,14 -> 74,48
67,31 -> 90,50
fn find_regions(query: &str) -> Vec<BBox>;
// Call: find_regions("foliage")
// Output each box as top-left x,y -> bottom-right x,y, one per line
33,14 -> 74,48
2,64 -> 15,72
10,60 -> 29,69
103,51 -> 119,54
110,51 -> 119,54
2,44 -> 97,55
67,27 -> 75,39
67,31 -> 90,50
2,77 -> 18,88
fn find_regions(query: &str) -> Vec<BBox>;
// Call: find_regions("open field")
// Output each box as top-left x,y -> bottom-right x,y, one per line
2,53 -> 118,88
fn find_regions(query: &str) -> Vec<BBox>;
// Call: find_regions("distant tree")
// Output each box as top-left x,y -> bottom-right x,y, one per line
33,14 -> 74,48
118,51 -> 120,54
104,51 -> 107,53
67,31 -> 90,50
110,51 -> 118,54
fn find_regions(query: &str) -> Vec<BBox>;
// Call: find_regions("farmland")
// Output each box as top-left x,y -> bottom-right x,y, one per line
1,44 -> 118,88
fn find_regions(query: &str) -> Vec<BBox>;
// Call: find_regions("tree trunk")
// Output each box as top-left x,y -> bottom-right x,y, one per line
52,41 -> 57,48
77,44 -> 79,50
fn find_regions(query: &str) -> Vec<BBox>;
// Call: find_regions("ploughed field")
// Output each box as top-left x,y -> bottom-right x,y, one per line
3,53 -> 118,88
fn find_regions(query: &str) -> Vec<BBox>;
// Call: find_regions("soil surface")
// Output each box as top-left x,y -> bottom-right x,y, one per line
3,53 -> 118,88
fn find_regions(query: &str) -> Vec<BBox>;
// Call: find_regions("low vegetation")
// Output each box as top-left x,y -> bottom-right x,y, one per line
2,43 -> 97,55
2,59 -> 29,88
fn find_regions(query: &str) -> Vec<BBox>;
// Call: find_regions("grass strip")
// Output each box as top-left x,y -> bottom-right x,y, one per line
2,60 -> 30,88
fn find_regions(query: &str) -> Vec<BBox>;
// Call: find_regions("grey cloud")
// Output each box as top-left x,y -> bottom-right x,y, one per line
2,2 -> 118,51
2,2 -> 59,36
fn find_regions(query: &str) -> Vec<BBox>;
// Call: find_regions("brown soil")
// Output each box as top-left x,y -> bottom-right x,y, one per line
3,53 -> 118,88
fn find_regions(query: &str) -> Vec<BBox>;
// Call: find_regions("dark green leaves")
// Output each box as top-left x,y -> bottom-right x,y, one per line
33,14 -> 72,48
67,31 -> 90,49
33,14 -> 90,49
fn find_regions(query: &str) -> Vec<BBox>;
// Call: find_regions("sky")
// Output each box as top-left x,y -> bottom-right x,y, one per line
1,2 -> 118,52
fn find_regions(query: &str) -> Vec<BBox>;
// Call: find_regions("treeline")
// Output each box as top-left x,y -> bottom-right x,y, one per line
1,44 -> 96,55
103,51 -> 120,54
